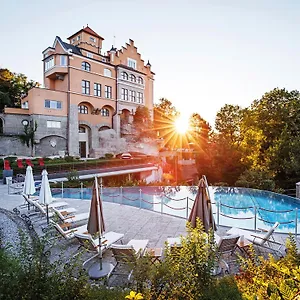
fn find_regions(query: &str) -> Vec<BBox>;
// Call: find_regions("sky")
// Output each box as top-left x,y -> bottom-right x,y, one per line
1,0 -> 300,126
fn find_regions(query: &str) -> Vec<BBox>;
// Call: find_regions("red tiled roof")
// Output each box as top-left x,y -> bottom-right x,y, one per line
68,26 -> 104,40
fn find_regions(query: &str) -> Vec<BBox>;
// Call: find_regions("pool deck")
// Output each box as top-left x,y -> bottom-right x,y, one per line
0,183 -> 299,250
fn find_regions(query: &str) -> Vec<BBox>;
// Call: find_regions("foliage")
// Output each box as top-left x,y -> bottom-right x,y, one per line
130,219 -> 226,300
235,169 -> 276,191
133,106 -> 155,140
105,153 -> 114,159
64,155 -> 75,162
235,235 -> 300,300
67,169 -> 79,182
19,121 -> 37,156
153,98 -> 179,148
0,234 -> 126,300
0,68 -> 40,110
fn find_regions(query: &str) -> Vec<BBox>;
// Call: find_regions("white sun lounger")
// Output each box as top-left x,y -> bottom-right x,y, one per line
74,231 -> 125,268
50,220 -> 88,240
52,207 -> 89,224
226,222 -> 284,255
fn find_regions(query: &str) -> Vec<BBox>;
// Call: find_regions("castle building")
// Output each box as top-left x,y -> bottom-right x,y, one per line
0,26 -> 154,157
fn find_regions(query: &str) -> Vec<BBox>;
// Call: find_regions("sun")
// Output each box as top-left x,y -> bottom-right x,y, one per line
174,116 -> 190,134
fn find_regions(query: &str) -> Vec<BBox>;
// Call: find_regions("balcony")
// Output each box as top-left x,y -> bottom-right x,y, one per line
45,66 -> 68,80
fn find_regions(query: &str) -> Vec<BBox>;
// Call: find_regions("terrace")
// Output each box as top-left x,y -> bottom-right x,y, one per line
1,181 -> 298,287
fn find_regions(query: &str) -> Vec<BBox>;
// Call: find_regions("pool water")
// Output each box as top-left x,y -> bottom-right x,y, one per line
52,186 -> 300,234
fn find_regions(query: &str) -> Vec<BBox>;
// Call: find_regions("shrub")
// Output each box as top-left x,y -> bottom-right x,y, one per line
0,233 -> 126,299
64,155 -> 75,162
131,219 -> 219,299
235,235 -> 300,299
67,169 -> 79,182
104,153 -> 114,159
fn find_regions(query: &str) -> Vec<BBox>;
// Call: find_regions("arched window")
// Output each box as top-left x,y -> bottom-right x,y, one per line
104,68 -> 112,77
121,72 -> 128,80
137,77 -> 144,84
81,62 -> 91,71
130,74 -> 136,82
100,108 -> 109,117
78,105 -> 88,114
78,126 -> 86,133
99,126 -> 110,131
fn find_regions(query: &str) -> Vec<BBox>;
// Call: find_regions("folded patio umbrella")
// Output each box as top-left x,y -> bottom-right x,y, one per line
188,176 -> 216,233
39,169 -> 53,224
87,177 -> 112,279
23,166 -> 36,197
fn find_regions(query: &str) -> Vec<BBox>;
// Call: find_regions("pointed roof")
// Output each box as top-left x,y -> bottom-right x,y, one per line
68,26 -> 104,40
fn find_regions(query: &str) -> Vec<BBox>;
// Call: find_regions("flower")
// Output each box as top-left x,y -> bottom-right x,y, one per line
125,291 -> 144,300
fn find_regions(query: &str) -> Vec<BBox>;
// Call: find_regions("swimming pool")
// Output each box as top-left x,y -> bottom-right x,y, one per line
52,186 -> 300,234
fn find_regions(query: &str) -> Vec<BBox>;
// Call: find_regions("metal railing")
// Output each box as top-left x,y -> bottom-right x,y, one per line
54,184 -> 300,236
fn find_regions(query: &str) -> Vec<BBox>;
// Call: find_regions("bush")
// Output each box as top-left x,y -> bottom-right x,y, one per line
67,169 -> 79,182
0,234 -> 126,299
235,235 -> 300,299
104,153 -> 114,159
64,155 -> 75,162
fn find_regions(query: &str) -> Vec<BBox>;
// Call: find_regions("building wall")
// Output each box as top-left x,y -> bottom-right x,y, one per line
2,27 -> 154,157
0,136 -> 31,156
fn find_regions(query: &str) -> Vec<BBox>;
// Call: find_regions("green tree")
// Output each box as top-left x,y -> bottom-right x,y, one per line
0,68 -> 40,110
215,104 -> 244,145
19,121 -> 37,156
133,106 -> 155,139
153,98 -> 179,148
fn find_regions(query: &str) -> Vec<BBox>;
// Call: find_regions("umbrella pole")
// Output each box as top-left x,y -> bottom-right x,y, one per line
95,178 -> 103,271
46,204 -> 49,224
88,177 -> 114,280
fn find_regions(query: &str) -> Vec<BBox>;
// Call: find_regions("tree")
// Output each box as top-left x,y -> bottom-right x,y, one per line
153,98 -> 179,148
215,104 -> 244,145
0,68 -> 40,110
19,121 -> 37,156
239,88 -> 300,188
132,106 -> 155,139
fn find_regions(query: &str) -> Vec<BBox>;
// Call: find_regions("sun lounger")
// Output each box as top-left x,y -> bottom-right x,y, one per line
50,221 -> 88,240
52,207 -> 89,224
226,222 -> 284,255
74,231 -> 125,268
110,239 -> 149,281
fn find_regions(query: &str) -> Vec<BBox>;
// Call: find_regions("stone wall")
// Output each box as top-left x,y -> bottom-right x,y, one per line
0,136 -> 31,156
35,135 -> 67,156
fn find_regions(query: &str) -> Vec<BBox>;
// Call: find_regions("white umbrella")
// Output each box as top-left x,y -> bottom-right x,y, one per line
39,169 -> 53,223
23,166 -> 36,196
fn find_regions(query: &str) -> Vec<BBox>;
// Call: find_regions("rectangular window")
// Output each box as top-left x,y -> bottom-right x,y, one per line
87,52 -> 93,58
105,86 -> 112,99
94,83 -> 101,97
121,88 -> 128,100
60,55 -> 67,66
47,121 -> 61,128
22,101 -> 29,109
77,35 -> 81,41
44,100 -> 62,109
137,92 -> 144,103
128,58 -> 137,69
45,56 -> 54,71
129,90 -> 136,102
82,80 -> 90,94
90,37 -> 96,42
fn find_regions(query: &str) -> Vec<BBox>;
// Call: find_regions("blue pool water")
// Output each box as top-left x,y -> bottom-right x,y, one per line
52,186 -> 300,233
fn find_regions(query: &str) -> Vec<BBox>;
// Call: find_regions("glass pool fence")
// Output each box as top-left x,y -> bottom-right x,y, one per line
50,183 -> 300,235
